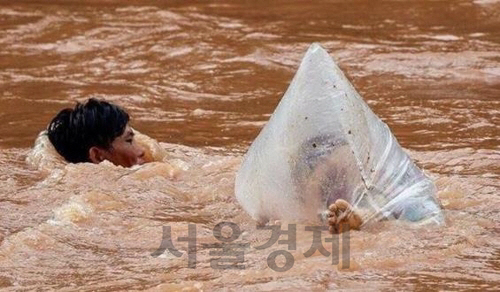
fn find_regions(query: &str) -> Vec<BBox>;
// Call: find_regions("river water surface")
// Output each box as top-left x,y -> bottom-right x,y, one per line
0,0 -> 499,290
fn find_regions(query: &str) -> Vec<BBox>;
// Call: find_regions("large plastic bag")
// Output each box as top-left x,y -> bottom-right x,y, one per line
235,43 -> 443,226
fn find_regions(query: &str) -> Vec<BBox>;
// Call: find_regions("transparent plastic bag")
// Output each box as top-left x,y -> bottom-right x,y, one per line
235,43 -> 443,226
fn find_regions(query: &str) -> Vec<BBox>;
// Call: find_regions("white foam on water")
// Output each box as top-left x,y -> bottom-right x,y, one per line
48,197 -> 94,226
473,0 -> 500,4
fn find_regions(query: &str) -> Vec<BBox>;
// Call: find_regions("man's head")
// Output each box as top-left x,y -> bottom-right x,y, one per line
47,98 -> 145,167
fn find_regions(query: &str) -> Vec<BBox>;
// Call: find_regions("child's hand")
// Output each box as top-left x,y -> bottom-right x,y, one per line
327,199 -> 363,233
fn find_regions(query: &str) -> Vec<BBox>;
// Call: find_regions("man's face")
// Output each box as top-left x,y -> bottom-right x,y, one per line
102,125 -> 145,167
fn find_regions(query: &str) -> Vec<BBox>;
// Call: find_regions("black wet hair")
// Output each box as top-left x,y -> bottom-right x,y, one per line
47,98 -> 129,163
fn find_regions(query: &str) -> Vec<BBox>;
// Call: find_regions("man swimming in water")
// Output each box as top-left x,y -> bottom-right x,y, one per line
47,98 -> 145,167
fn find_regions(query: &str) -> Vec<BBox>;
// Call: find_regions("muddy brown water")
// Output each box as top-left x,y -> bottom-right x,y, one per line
0,0 -> 499,291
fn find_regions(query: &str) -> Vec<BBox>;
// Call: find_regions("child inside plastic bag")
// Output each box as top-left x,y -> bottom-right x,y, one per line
235,43 -> 444,233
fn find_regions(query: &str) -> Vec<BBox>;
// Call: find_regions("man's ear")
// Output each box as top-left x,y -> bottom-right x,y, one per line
88,146 -> 105,164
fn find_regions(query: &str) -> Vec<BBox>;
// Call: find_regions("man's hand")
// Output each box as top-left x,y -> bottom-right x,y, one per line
327,199 -> 363,233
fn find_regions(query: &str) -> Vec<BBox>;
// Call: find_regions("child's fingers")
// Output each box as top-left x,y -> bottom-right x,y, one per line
328,203 -> 338,213
334,199 -> 351,212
